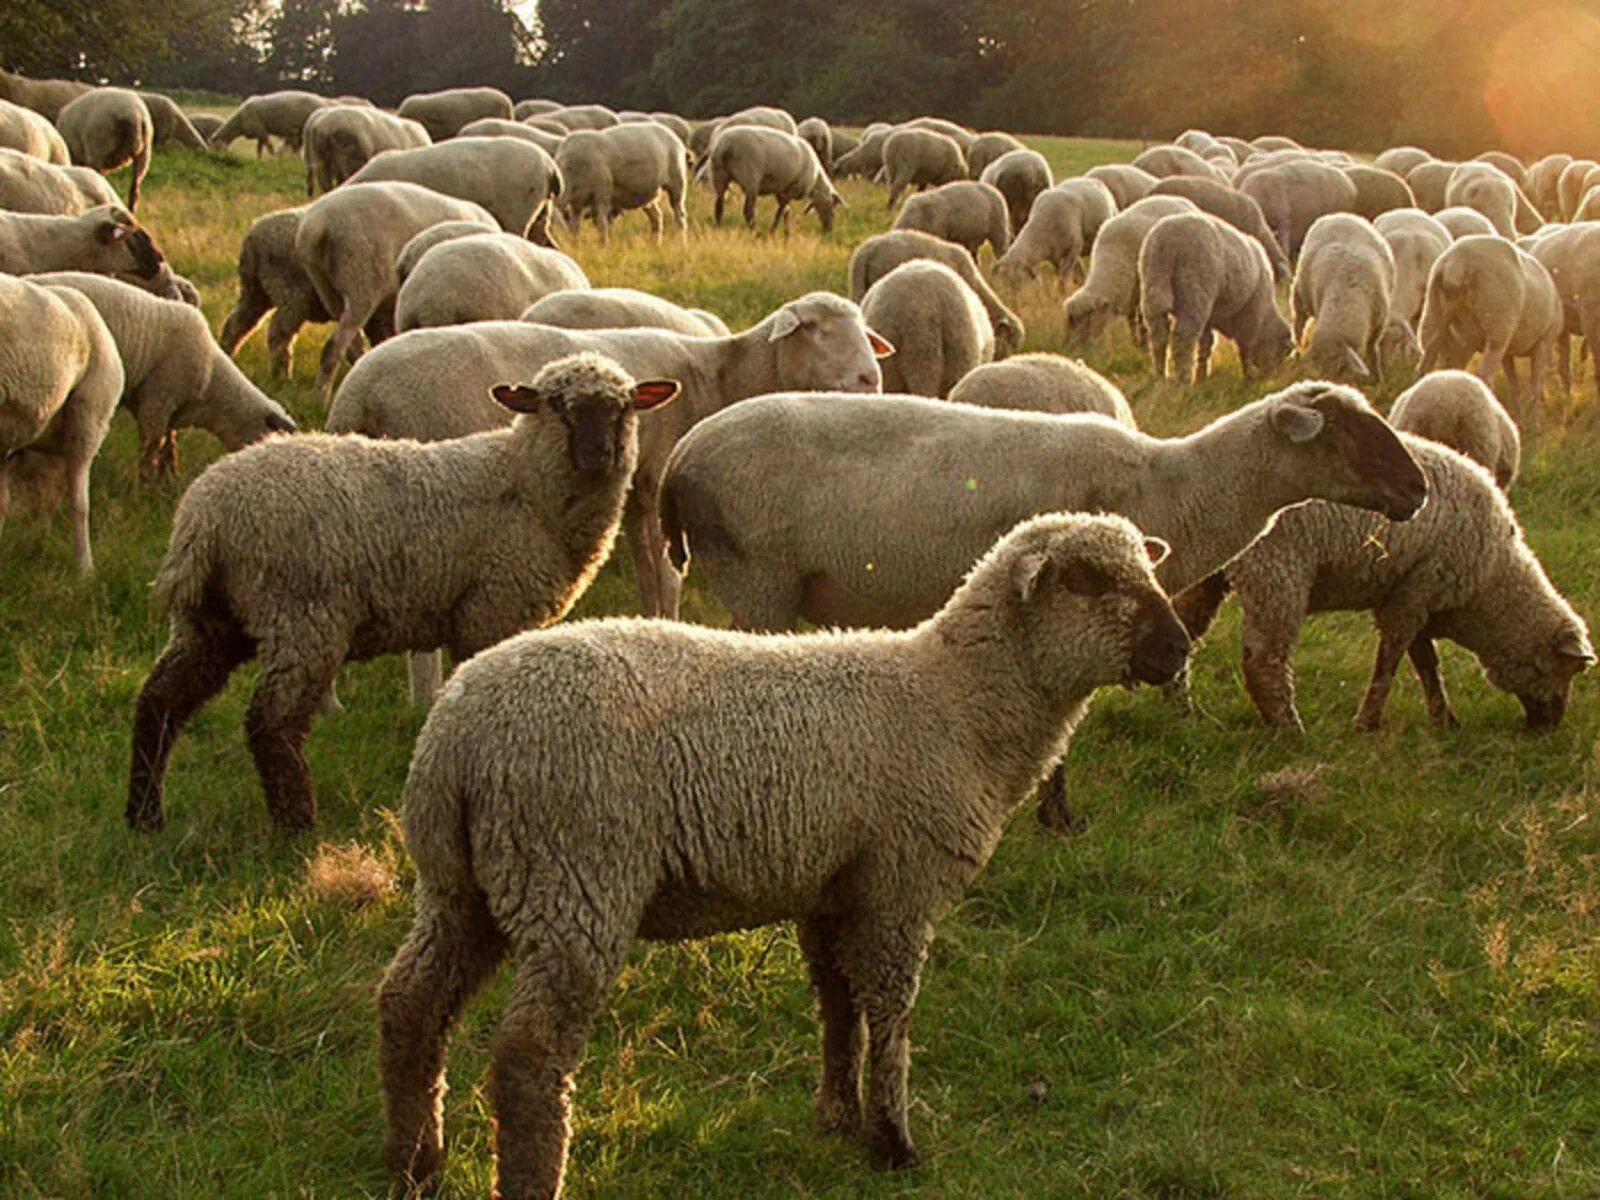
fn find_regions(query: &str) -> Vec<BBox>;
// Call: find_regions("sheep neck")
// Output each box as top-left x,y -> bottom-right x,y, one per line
713,324 -> 783,406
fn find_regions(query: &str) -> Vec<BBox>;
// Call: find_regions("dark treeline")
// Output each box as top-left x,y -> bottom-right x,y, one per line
2,0 -> 1595,158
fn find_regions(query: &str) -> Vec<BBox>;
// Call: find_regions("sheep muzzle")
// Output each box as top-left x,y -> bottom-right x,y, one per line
1128,592 -> 1192,686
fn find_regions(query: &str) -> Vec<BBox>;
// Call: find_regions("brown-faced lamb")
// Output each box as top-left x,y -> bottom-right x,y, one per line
980,148 -> 1053,238
891,180 -> 1011,260
395,87 -> 513,142
1149,175 -> 1293,280
1374,207 -> 1453,329
848,229 -> 1024,355
0,98 -> 68,163
557,123 -> 689,243
704,125 -> 841,234
301,105 -> 431,195
1139,210 -> 1295,381
0,147 -> 119,214
881,128 -> 967,209
376,510 -> 1192,1199
211,91 -> 331,156
55,88 -> 153,211
523,288 -> 729,337
1085,163 -> 1158,208
1290,213 -> 1411,381
1388,369 -> 1519,488
946,353 -> 1135,425
394,233 -> 588,332
345,137 -> 562,241
0,67 -> 91,122
861,260 -> 994,396
0,274 -> 124,574
126,353 -> 679,833
965,130 -> 1028,178
1062,194 -> 1199,347
1179,437 -> 1590,732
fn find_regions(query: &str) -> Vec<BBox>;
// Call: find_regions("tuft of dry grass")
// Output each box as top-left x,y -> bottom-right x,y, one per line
304,840 -> 398,907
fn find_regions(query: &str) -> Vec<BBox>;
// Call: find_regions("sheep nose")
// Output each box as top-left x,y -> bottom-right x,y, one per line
1130,596 -> 1192,686
852,369 -> 879,391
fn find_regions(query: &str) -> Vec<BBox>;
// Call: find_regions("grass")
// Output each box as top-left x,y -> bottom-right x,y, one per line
3,133 -> 1599,1199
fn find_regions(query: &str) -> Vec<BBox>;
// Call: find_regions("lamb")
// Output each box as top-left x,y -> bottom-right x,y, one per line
1290,213 -> 1410,381
1084,163 -> 1158,208
542,104 -> 620,132
1341,164 -> 1416,221
704,125 -> 842,234
1132,144 -> 1224,181
946,353 -> 1135,425
326,293 -> 891,641
1238,160 -> 1359,259
891,180 -> 1011,260
0,67 -> 91,122
1418,234 -> 1562,422
1373,208 -> 1453,330
881,128 -> 967,209
1388,369 -> 1519,488
848,229 -> 1024,355
965,130 -> 1028,178
294,180 -> 499,400
395,86 -> 513,142
1180,436 -> 1590,732
1149,175 -> 1292,280
0,205 -> 170,282
523,287 -> 729,337
980,149 -> 1053,240
1062,194 -> 1199,347
301,105 -> 431,195
455,117 -> 564,156
0,274 -> 124,575
346,137 -> 562,240
394,234 -> 588,332
211,91 -> 330,156
126,353 -> 679,834
0,147 -> 119,214
138,92 -> 208,149
993,184 -> 1112,285
375,510 -> 1191,1199
1432,205 -> 1498,240
557,123 -> 689,243
0,98 -> 68,163
1139,210 -> 1295,381
55,88 -> 153,211
861,260 -> 994,396
1374,146 -> 1434,177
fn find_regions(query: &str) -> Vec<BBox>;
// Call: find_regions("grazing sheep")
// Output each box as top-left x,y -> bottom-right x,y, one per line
1525,222 -> 1600,390
1238,160 -> 1359,260
1252,135 -> 1303,152
965,130 -> 1028,178
1132,145 -> 1223,181
1375,146 -> 1434,177
0,147 -> 118,214
1524,153 -> 1573,219
1474,149 -> 1526,183
795,116 -> 834,167
1290,213 -> 1409,381
543,104 -> 622,132
126,353 -> 679,833
1418,234 -> 1562,421
558,123 -> 689,243
1084,163 -> 1158,208
647,112 -> 692,146
396,87 -> 513,142
138,92 -> 208,149
861,260 -> 993,397
892,180 -> 1010,260
705,125 -> 841,234
56,88 -> 153,211
1374,208 -> 1453,330
899,115 -> 976,150
1444,163 -> 1519,237
394,234 -> 588,332
0,67 -> 91,122
1389,370 -> 1519,488
1558,159 -> 1600,220
455,117 -> 563,156
1184,436 -> 1590,731
0,204 -> 168,281
832,124 -> 892,179
946,353 -> 1135,425
980,148 -> 1053,239
881,128 -> 967,209
0,274 -> 124,574
294,181 -> 500,400
1149,175 -> 1292,280
212,91 -> 330,156
1139,211 -> 1294,381
993,184 -> 1112,285
1341,164 -> 1416,221
187,113 -> 225,142
301,105 -> 431,195
376,510 -> 1191,1199
1408,160 -> 1465,213
720,105 -> 795,134
346,137 -> 561,240
687,118 -> 723,163
1432,205 -> 1498,240
513,98 -> 561,119
0,98 -> 68,163
1062,195 -> 1199,347
849,229 -> 1024,355
523,288 -> 728,337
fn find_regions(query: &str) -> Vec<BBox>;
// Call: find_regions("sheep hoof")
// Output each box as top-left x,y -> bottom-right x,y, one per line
871,1131 -> 922,1170
816,1096 -> 864,1138
125,802 -> 165,833
1352,712 -> 1383,733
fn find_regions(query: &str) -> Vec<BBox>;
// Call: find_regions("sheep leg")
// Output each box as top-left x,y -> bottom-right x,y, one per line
66,454 -> 94,577
1557,332 -> 1573,394
244,638 -> 345,830
1196,328 -> 1215,381
622,497 -> 667,618
769,201 -> 789,235
645,199 -> 664,242
379,884 -> 507,1196
1527,342 -> 1549,424
1475,339 -> 1508,398
1146,316 -> 1170,378
1169,318 -> 1203,386
316,305 -> 370,403
264,303 -> 306,378
1034,764 -> 1083,835
1407,637 -> 1459,729
798,917 -> 866,1137
219,288 -> 271,361
713,183 -> 727,226
1353,624 -> 1416,732
409,651 -> 444,706
127,622 -> 252,831
742,190 -> 757,230
1239,595 -> 1306,730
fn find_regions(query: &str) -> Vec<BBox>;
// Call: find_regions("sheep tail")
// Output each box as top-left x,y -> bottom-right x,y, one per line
660,480 -> 691,575
149,510 -> 218,618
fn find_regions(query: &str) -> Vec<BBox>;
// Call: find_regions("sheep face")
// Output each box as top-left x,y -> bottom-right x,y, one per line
1266,382 -> 1427,520
89,206 -> 165,278
769,297 -> 890,393
1482,625 -> 1594,731
493,358 -> 679,478
1063,292 -> 1111,347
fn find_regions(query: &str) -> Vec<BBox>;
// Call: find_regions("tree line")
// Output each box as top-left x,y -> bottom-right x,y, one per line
2,0 -> 1592,159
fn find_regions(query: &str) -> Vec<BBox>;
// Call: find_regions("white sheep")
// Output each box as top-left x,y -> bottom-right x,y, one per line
542,103 -> 621,131
454,117 -> 563,156
946,353 -> 1135,425
848,229 -> 1025,355
1148,175 -> 1293,280
831,124 -> 892,179
965,130 -> 1028,178
1388,369 -> 1519,488
126,353 -> 679,833
1238,159 -> 1359,260
1374,146 -> 1434,177
1444,163 -> 1519,237
861,260 -> 993,397
211,90 -> 331,156
557,123 -> 688,243
979,148 -> 1053,238
138,92 -> 208,149
881,128 -> 967,209
346,137 -> 562,241
1373,207 -> 1453,329
704,125 -> 841,234
898,115 -> 977,150
1132,144 -> 1224,181
1340,164 -> 1417,221
1557,158 -> 1600,220
394,233 -> 588,332
55,87 -> 153,211
0,204 -> 170,284
1404,159 -> 1457,212
0,66 -> 91,122
395,86 -> 513,141
375,510 -> 1191,1199
301,105 -> 431,195
0,97 -> 68,163
523,287 -> 729,337
1084,163 -> 1158,208
1432,205 -> 1498,240
891,180 -> 1011,260
1062,194 -> 1199,347
993,180 -> 1115,285
1525,222 -> 1600,390
720,104 -> 796,134
1290,212 -> 1410,381
0,146 -> 119,214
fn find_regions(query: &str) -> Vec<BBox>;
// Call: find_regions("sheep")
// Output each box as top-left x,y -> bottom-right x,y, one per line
848,229 -> 1024,355
647,112 -> 692,145
0,98 -> 68,163
832,124 -> 892,179
1418,234 -> 1562,422
186,113 -> 225,142
993,185 -> 1112,286
1238,160 -> 1359,260
1341,164 -> 1416,220
1453,159 -> 1544,232
346,137 -> 562,240
0,147 -> 119,214
0,274 -> 124,575
512,98 -> 562,120
126,353 -> 679,833
0,204 -> 169,281
1132,144 -> 1224,181
898,116 -> 976,150
965,130 -> 1028,178
523,287 -> 729,337
704,125 -> 842,234
543,103 -> 621,131
138,92 -> 208,149
394,234 -> 588,332
1374,207 -> 1453,329
557,123 -> 688,243
1557,159 -> 1600,221
1290,213 -> 1410,381
892,180 -> 1011,260
1432,205 -> 1498,240
1084,163 -> 1158,208
455,117 -> 563,156
294,181 -> 500,400
719,104 -> 795,133
1139,211 -> 1294,382
881,128 -> 967,209
1388,370 -> 1519,488
375,508 -> 1190,1198
1181,436 -> 1590,732
1444,163 -> 1519,237
1403,159 -> 1458,212
0,67 -> 91,122
1520,222 -> 1600,392
1149,175 -> 1292,280
395,87 -> 513,142
55,88 -> 153,211
1524,153 -> 1573,219
211,90 -> 330,156
1574,190 -> 1600,223
393,220 -> 504,284
1374,146 -> 1434,177
301,105 -> 431,195
795,116 -> 834,167
980,149 -> 1053,239
946,353 -> 1135,425
861,260 -> 993,397
1062,195 -> 1199,347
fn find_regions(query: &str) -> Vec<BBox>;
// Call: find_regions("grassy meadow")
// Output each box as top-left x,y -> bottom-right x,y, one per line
2,130 -> 1599,1198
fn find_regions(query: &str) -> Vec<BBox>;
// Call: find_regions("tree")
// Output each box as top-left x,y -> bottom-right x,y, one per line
535,0 -> 671,107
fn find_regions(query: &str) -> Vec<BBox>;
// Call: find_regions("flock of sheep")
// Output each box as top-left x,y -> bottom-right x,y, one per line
1,66 -> 1596,1198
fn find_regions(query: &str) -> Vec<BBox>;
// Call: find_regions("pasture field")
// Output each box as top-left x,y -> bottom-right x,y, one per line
2,133 -> 1599,1199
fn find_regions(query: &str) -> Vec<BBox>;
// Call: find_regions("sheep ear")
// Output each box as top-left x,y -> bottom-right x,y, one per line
98,222 -> 130,245
631,379 -> 680,410
1342,346 -> 1372,380
768,307 -> 803,341
491,383 -> 542,413
867,329 -> 895,357
1270,399 -> 1326,443
1144,537 -> 1171,567
1555,630 -> 1596,665
1011,550 -> 1052,602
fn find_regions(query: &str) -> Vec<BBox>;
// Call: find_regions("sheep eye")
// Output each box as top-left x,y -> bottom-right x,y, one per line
1060,561 -> 1114,596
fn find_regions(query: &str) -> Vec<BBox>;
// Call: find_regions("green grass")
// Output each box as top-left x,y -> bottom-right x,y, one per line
3,135 -> 1599,1199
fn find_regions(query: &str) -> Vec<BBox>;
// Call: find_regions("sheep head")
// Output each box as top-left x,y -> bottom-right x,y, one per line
1262,381 -> 1427,521
493,353 -> 679,479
